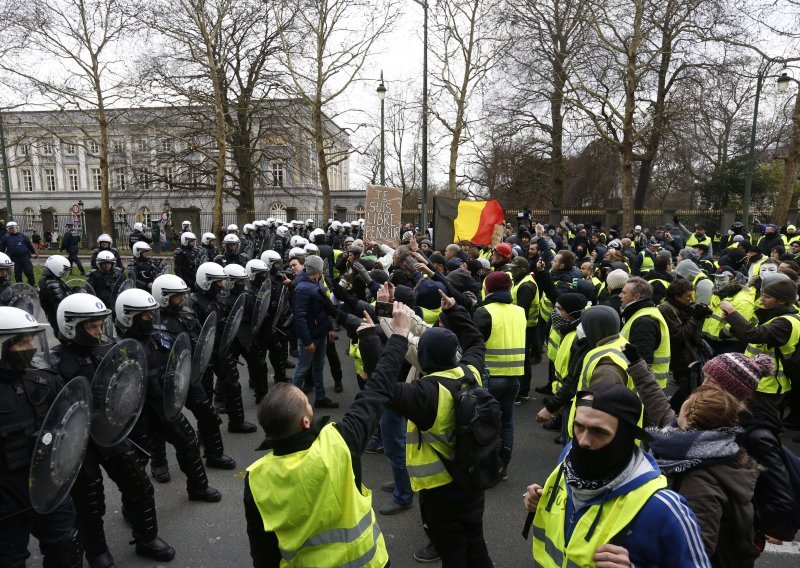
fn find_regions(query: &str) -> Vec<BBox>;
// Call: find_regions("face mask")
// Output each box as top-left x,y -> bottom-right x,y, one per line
0,346 -> 36,371
714,276 -> 731,292
129,314 -> 154,337
760,264 -> 777,279
567,422 -> 635,483
551,309 -> 572,332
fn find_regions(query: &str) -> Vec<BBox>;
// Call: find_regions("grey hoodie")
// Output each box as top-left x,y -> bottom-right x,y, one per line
674,260 -> 713,305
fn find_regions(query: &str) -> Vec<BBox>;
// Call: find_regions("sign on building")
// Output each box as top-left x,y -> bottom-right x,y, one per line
364,185 -> 402,245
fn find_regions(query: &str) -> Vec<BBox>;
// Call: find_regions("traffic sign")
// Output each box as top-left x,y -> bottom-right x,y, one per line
71,204 -> 81,214
161,211 -> 169,222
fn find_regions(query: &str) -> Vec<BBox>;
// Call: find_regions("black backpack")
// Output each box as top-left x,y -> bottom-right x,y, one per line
436,365 -> 503,491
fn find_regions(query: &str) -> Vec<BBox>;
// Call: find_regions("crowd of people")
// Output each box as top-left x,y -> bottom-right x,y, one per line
1,212 -> 799,568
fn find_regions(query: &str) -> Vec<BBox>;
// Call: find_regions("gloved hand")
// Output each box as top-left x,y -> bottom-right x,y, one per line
690,303 -> 712,320
623,342 -> 642,366
352,262 -> 372,284
673,215 -> 680,225
463,291 -> 478,307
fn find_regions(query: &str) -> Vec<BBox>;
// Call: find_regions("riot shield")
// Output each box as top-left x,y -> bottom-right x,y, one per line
271,286 -> 289,334
163,332 -> 192,421
0,283 -> 41,319
65,278 -> 95,295
90,339 -> 147,447
29,376 -> 92,514
219,293 -> 246,357
191,311 -> 216,385
252,281 -> 272,334
112,277 -> 134,306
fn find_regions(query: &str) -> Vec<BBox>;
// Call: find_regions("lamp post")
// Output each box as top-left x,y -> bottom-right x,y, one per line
78,200 -> 85,242
743,58 -> 785,224
421,0 -> 428,233
377,72 -> 387,186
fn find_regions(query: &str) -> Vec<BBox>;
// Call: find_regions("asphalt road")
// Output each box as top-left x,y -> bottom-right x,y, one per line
28,337 -> 800,567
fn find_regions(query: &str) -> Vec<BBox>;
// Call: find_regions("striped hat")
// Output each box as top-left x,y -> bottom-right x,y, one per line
702,353 -> 774,400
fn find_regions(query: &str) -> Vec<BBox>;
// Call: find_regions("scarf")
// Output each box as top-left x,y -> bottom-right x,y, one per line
646,425 -> 741,476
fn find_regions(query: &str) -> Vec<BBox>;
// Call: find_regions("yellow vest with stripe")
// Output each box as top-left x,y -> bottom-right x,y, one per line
620,306 -> 670,388
637,251 -> 654,274
647,279 -> 670,304
686,233 -> 712,248
511,274 -> 539,327
567,337 -> 630,436
479,249 -> 492,261
547,326 -> 562,362
483,302 -> 527,377
406,364 -> 481,492
420,306 -> 442,325
332,249 -> 344,278
540,293 -> 553,324
744,314 -> 800,395
348,341 -> 364,377
246,425 -> 388,568
552,330 -> 577,394
702,289 -> 755,340
532,464 -> 667,568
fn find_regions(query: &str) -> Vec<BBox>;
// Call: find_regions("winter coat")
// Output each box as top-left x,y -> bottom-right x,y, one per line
292,270 -> 331,346
658,298 -> 702,372
0,233 -> 35,258
620,299 -> 662,366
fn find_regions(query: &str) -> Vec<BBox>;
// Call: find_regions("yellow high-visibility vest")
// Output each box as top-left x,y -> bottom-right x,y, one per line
483,302 -> 526,377
620,306 -> 670,388
744,314 -> 800,395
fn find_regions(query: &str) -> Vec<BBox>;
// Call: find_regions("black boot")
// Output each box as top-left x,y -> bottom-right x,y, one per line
187,396 -> 237,469
149,436 -> 170,483
135,537 -> 176,562
88,551 -> 115,568
203,427 -> 236,469
127,502 -> 175,562
43,529 -> 83,568
172,415 -> 222,503
226,382 -> 257,433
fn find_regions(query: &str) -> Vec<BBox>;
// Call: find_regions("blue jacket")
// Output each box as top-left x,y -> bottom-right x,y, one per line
292,271 -> 331,346
558,443 -> 711,568
60,230 -> 81,254
0,233 -> 35,258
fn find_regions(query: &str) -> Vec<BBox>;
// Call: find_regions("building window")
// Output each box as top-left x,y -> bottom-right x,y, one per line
41,141 -> 54,156
138,206 -> 151,227
114,168 -> 126,191
112,139 -> 124,153
88,139 -> 100,154
18,143 -> 30,157
91,168 -> 102,192
44,168 -> 56,192
269,202 -> 286,222
64,142 -> 77,155
271,161 -> 285,187
67,167 -> 79,191
160,139 -> 173,153
135,139 -> 147,152
162,166 -> 174,188
355,205 -> 365,217
21,169 -> 33,192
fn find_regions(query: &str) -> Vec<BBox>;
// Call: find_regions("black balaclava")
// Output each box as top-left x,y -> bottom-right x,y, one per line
128,313 -> 154,339
0,337 -> 36,371
566,421 -> 636,485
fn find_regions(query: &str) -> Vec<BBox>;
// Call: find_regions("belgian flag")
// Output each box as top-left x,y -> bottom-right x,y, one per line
433,197 -> 505,247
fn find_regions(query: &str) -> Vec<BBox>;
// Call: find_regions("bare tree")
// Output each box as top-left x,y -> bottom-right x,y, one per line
0,0 -> 135,234
275,0 -> 398,219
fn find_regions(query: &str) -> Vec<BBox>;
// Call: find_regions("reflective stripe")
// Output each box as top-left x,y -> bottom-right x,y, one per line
652,356 -> 670,365
548,338 -> 558,349
406,430 -> 454,446
407,460 -> 450,478
282,510 -> 373,559
745,346 -> 766,356
486,360 -> 525,368
708,314 -> 725,323
532,527 -> 582,568
580,348 -> 628,386
485,347 -> 526,356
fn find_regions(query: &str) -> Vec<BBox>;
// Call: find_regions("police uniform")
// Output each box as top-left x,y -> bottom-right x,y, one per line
38,271 -> 71,331
127,257 -> 160,291
86,266 -> 124,311
90,247 -> 123,270
173,245 -> 202,289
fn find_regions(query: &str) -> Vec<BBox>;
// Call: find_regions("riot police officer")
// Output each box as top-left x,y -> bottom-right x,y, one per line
51,294 -> 175,566
128,242 -> 160,291
90,234 -> 123,270
38,255 -> 72,331
214,234 -> 248,267
200,232 -> 219,263
252,220 -> 267,257
128,222 -> 152,251
0,251 -> 13,296
0,306 -> 84,567
240,224 -> 256,260
152,274 -> 236,474
87,251 -> 124,310
273,224 -> 289,260
173,232 -> 201,289
117,289 -> 221,503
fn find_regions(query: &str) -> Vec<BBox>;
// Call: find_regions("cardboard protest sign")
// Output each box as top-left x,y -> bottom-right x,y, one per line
364,185 -> 402,245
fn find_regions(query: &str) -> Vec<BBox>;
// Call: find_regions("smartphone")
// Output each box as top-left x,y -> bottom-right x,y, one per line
375,301 -> 394,318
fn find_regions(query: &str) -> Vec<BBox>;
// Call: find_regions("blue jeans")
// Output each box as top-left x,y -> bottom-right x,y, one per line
292,337 -> 327,400
487,376 -> 519,462
380,409 -> 413,506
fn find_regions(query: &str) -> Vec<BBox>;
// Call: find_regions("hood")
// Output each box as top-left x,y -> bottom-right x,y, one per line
755,304 -> 798,324
418,327 -> 460,373
674,259 -> 701,280
482,289 -> 512,305
740,397 -> 784,434
581,305 -> 621,348
446,268 -> 478,293
415,279 -> 448,310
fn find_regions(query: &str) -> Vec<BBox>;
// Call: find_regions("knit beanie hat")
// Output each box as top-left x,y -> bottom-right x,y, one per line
446,258 -> 464,273
304,255 -> 324,275
606,269 -> 629,292
556,292 -> 587,315
415,279 -> 447,309
484,271 -> 512,293
680,248 -> 700,262
703,353 -> 774,400
762,277 -> 798,304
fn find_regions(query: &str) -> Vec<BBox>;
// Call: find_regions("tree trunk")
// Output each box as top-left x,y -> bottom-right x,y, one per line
93,63 -> 112,235
551,46 -> 566,207
312,103 -> 331,219
447,125 -> 460,198
774,91 -> 800,226
620,0 -> 644,232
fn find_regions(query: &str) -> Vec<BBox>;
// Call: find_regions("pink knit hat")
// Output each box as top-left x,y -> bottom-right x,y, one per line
702,353 -> 774,400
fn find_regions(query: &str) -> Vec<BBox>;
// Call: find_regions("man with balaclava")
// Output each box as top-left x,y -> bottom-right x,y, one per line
758,224 -> 786,256
523,381 -> 711,567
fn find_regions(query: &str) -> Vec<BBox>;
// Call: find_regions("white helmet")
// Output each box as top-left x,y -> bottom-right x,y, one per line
296,237 -> 308,248
266,218 -> 276,227
330,221 -> 342,232
223,263 -> 248,281
245,259 -> 268,280
261,250 -> 282,265
115,289 -> 159,331
289,235 -> 302,248
6,221 -> 18,229
180,232 -> 197,247
290,219 -> 299,227
310,228 -> 325,241
45,255 -> 71,278
276,226 -> 289,238
96,250 -> 116,265
223,234 -> 240,246
243,223 -> 255,235
0,307 -> 45,369
357,218 -> 365,226
288,247 -> 306,259
182,220 -> 191,229
97,233 -> 113,245
254,220 -> 267,230
195,262 -> 228,291
133,222 -> 144,231
342,222 -> 352,229
306,219 -> 314,226
56,293 -> 112,343
227,224 -> 239,233
152,274 -> 190,308
201,232 -> 217,246
0,252 -> 13,269
304,243 -> 319,255
132,241 -> 152,259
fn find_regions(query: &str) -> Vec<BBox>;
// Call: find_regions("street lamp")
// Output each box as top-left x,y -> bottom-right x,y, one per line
377,72 -> 387,186
743,58 -> 786,224
778,72 -> 792,93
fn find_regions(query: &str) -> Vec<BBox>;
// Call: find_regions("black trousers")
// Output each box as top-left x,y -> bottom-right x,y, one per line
11,256 -> 35,285
66,253 -> 85,275
420,486 -> 493,568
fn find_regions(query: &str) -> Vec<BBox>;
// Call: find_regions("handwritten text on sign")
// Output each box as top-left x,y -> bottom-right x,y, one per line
364,185 -> 402,245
